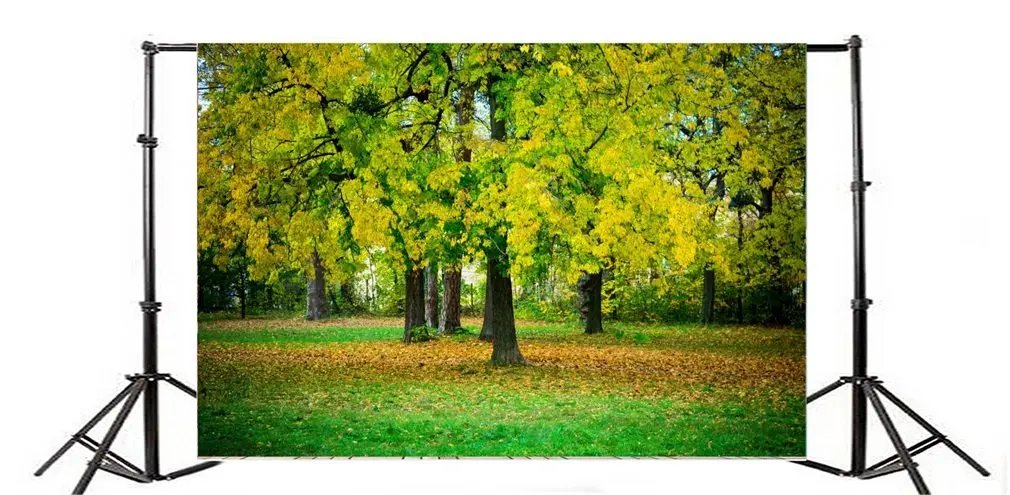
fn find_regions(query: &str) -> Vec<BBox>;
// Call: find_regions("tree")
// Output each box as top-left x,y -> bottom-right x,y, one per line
503,44 -> 705,334
438,78 -> 475,335
198,44 -> 371,321
481,65 -> 527,364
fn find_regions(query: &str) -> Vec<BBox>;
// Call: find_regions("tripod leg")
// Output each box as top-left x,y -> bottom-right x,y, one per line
864,382 -> 930,495
874,384 -> 990,477
72,379 -> 146,495
164,375 -> 197,398
35,381 -> 138,477
807,379 -> 846,404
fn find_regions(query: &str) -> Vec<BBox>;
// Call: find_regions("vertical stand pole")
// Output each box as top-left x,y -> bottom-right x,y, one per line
847,34 -> 870,475
140,41 -> 162,480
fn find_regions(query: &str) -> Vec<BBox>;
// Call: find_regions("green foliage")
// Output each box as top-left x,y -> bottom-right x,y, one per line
197,43 -> 806,328
512,298 -> 571,324
408,325 -> 437,343
632,332 -> 651,345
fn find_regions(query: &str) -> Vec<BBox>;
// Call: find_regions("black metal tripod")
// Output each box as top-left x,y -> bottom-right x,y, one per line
797,36 -> 988,495
35,41 -> 220,494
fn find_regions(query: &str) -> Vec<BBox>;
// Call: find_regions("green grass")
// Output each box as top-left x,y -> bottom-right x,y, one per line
198,380 -> 803,457
198,318 -> 805,457
199,326 -> 405,344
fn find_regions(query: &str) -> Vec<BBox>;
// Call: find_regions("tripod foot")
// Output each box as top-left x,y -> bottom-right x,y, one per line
163,460 -> 222,480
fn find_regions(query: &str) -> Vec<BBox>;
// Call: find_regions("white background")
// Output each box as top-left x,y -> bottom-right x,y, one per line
0,1 -> 1008,494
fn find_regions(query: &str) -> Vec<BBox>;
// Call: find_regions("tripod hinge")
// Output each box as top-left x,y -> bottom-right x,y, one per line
840,375 -> 879,385
136,134 -> 159,148
850,180 -> 872,191
126,372 -> 173,382
139,301 -> 162,313
851,298 -> 873,310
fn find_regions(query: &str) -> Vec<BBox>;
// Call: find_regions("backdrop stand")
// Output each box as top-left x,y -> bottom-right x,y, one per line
34,41 -> 220,495
797,35 -> 988,495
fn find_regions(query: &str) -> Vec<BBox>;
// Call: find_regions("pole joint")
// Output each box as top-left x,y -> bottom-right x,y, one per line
851,298 -> 873,310
848,35 -> 863,49
850,180 -> 871,191
141,41 -> 159,55
126,372 -> 173,382
137,134 -> 158,148
841,375 -> 879,385
138,301 -> 162,313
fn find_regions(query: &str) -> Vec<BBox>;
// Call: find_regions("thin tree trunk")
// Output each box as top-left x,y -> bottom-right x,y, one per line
403,267 -> 425,342
439,268 -> 462,334
239,267 -> 247,319
479,263 -> 495,342
701,266 -> 715,324
487,247 -> 526,365
583,271 -> 603,334
305,249 -> 327,320
576,273 -> 591,324
425,264 -> 439,328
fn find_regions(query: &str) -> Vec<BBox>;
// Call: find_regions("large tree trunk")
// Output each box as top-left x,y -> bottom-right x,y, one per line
479,263 -> 495,342
424,264 -> 439,328
439,267 -> 462,334
305,249 -> 327,320
581,271 -> 603,334
483,72 -> 524,363
701,266 -> 715,325
403,267 -> 425,342
486,248 -> 527,365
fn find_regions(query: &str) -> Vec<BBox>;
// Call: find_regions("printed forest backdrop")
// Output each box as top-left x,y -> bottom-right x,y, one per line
197,43 -> 806,365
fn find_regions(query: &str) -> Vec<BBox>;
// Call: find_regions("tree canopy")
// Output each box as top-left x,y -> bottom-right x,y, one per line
198,43 -> 806,363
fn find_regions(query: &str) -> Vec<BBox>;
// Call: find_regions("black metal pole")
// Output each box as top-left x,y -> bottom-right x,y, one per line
139,40 -> 161,480
847,34 -> 871,475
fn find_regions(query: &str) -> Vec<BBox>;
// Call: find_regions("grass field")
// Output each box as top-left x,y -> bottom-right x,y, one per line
197,317 -> 805,457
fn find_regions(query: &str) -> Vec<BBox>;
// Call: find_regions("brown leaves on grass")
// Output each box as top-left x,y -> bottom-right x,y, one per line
199,335 -> 803,402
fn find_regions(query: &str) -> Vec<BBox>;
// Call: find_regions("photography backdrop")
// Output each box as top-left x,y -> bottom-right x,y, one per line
195,43 -> 807,458
3,0 -> 1007,493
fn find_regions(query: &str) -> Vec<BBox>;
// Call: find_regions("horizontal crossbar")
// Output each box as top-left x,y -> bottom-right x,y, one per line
866,435 -> 942,472
859,461 -> 913,480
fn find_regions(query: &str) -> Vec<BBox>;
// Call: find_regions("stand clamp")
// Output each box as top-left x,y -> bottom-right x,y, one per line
138,301 -> 162,313
850,180 -> 872,191
136,134 -> 159,148
851,298 -> 873,310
